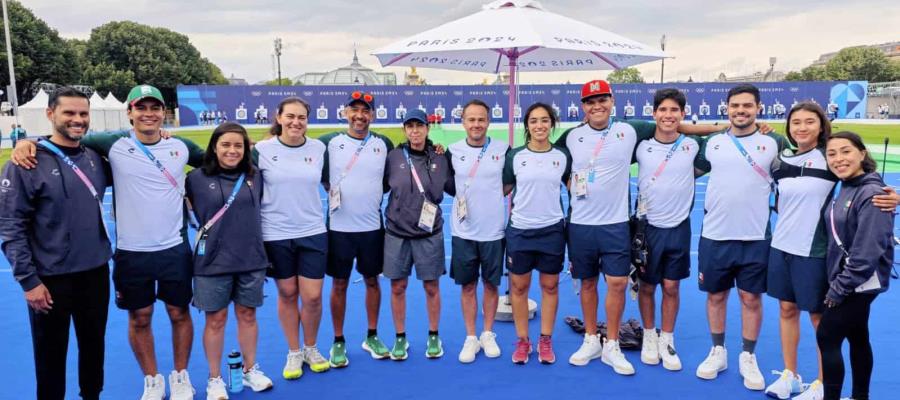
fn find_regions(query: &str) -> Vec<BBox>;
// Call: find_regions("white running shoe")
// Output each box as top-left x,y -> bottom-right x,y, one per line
479,331 -> 501,358
205,376 -> 228,400
764,369 -> 803,399
242,364 -> 274,392
794,379 -> 824,400
140,374 -> 166,400
282,350 -> 304,380
458,335 -> 481,363
658,333 -> 682,371
696,346 -> 728,380
568,333 -> 602,366
641,328 -> 660,365
169,370 -> 196,400
738,351 -> 765,390
601,339 -> 635,375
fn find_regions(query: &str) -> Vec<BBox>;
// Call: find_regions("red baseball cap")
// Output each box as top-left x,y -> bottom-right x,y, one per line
581,80 -> 612,101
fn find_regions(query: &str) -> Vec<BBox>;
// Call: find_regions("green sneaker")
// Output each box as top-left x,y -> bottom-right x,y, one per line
361,335 -> 390,359
329,341 -> 349,368
426,334 -> 444,359
390,336 -> 409,361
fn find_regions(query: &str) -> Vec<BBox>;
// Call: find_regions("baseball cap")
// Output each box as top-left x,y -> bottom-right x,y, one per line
402,109 -> 428,125
580,79 -> 612,101
126,85 -> 165,108
345,90 -> 375,109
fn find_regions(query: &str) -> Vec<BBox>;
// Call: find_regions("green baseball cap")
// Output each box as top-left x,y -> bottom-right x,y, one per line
126,84 -> 165,108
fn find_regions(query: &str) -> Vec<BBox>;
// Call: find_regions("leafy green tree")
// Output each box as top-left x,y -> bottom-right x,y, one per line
265,78 -> 294,86
82,62 -> 136,100
606,67 -> 644,84
784,65 -> 829,81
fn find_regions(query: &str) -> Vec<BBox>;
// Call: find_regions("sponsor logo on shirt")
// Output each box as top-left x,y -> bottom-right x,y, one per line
209,183 -> 216,190
169,150 -> 180,158
51,169 -> 60,176
681,145 -> 691,152
1,179 -> 10,188
492,154 -> 501,161
272,155 -> 279,162
304,157 -> 314,164
552,160 -> 560,168
756,145 -> 766,152
713,144 -> 720,150
128,147 -> 136,154
616,132 -> 625,140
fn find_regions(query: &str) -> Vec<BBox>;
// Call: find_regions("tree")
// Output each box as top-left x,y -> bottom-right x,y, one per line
0,0 -> 81,104
265,78 -> 294,86
84,21 -> 227,101
784,65 -> 828,81
824,47 -> 898,82
606,67 -> 644,84
82,62 -> 136,99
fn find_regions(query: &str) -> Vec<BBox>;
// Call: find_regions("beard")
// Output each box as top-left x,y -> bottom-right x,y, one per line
730,114 -> 756,130
55,122 -> 87,142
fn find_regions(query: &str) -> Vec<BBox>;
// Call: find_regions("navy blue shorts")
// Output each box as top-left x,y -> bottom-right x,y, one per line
640,219 -> 692,285
113,242 -> 193,310
567,222 -> 631,279
697,238 -> 769,294
264,233 -> 328,280
450,237 -> 504,286
766,247 -> 827,313
506,220 -> 565,275
326,229 -> 384,280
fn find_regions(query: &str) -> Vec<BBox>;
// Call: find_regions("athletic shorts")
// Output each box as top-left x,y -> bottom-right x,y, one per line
264,233 -> 328,280
192,269 -> 266,312
505,219 -> 565,275
698,238 -> 769,294
383,231 -> 446,281
640,219 -> 692,285
113,242 -> 193,310
567,222 -> 631,279
766,247 -> 827,313
450,237 -> 504,286
326,229 -> 384,280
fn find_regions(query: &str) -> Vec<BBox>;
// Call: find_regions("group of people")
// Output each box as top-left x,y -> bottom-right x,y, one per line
0,80 -> 897,400
198,110 -> 228,126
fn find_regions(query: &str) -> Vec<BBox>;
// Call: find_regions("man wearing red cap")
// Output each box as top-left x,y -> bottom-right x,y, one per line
561,79 -> 721,375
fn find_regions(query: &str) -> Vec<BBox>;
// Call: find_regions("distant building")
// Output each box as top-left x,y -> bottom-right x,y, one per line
404,67 -> 425,85
811,41 -> 900,67
294,49 -> 397,86
715,71 -> 786,83
227,74 -> 249,85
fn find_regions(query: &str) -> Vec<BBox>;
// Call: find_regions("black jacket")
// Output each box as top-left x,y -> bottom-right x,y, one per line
384,143 -> 455,238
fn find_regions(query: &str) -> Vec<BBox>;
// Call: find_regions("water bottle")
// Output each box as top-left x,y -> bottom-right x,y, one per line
227,350 -> 243,393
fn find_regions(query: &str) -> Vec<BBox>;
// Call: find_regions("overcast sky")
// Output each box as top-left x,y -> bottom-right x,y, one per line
23,0 -> 900,85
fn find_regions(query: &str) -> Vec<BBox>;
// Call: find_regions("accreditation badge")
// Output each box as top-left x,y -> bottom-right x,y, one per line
573,169 -> 589,198
329,185 -> 342,212
193,230 -> 208,257
419,200 -> 438,232
456,194 -> 468,222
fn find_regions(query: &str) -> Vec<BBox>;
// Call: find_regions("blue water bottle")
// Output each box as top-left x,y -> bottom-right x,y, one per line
227,350 -> 244,393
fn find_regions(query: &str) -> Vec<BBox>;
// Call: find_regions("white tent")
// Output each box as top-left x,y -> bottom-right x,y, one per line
18,89 -> 51,136
89,92 -> 109,132
104,93 -> 130,131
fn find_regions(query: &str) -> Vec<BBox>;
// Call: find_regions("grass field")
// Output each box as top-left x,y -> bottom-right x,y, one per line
3,122 -> 899,171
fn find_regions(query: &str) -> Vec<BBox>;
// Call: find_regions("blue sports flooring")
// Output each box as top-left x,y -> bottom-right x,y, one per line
2,174 -> 899,400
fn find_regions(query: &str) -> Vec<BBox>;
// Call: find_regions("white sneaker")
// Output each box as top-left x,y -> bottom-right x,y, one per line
479,331 -> 501,358
696,346 -> 728,380
242,364 -> 274,392
601,339 -> 635,375
658,332 -> 682,371
641,328 -> 660,365
764,369 -> 803,399
568,333 -> 602,366
141,374 -> 166,400
459,336 -> 481,363
738,351 -> 765,390
794,379 -> 824,400
282,350 -> 304,380
169,370 -> 196,400
205,376 -> 228,400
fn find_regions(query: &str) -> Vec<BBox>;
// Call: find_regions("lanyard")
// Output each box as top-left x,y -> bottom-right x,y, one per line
649,135 -> 687,182
402,147 -> 427,198
828,182 -> 850,257
588,118 -> 614,168
727,130 -> 775,191
129,132 -> 182,193
37,139 -> 110,238
463,138 -> 491,189
339,132 -> 372,181
200,173 -> 245,233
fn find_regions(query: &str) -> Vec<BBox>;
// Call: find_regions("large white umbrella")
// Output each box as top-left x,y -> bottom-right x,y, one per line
373,0 -> 667,142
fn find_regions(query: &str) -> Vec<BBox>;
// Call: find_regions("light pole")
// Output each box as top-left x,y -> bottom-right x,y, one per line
274,38 -> 283,84
2,0 -> 19,123
660,34 -> 666,84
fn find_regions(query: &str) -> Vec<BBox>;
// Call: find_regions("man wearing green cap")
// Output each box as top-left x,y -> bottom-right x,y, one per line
12,84 -> 205,400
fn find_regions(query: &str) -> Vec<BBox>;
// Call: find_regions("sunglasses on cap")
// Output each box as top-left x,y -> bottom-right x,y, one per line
350,91 -> 374,103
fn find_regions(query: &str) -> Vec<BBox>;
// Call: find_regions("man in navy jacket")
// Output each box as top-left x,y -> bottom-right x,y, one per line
0,87 -> 111,400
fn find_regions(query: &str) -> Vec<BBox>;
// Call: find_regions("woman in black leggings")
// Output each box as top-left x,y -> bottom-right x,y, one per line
819,131 -> 895,400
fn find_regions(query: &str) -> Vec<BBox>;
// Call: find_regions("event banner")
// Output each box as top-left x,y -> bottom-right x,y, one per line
177,81 -> 867,126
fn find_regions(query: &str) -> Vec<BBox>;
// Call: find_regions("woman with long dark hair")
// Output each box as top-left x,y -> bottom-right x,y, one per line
816,131 -> 894,400
502,102 -> 571,365
185,122 -> 272,398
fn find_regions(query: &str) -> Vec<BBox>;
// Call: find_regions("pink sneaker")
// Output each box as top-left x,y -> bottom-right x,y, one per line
538,336 -> 556,364
511,338 -> 532,365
